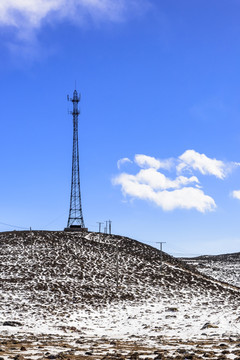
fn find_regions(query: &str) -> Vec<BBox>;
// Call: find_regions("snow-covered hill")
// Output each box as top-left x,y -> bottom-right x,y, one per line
181,252 -> 240,288
1,230 -> 240,359
1,230 -> 239,309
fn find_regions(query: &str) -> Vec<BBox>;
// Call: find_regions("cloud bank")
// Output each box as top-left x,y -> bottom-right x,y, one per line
113,150 -> 238,213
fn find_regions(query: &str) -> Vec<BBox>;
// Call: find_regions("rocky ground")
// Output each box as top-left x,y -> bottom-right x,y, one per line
1,231 -> 240,359
2,333 -> 240,360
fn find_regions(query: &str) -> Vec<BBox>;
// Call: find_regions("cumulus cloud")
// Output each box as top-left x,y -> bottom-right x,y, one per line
231,190 -> 240,200
113,150 -> 225,213
113,172 -> 216,212
117,157 -> 132,169
177,149 -> 237,179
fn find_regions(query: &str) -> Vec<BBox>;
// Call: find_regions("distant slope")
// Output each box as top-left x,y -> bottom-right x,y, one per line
181,252 -> 240,288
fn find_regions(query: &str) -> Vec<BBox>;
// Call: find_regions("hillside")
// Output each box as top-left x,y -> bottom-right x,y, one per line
181,252 -> 240,288
1,230 -> 239,309
1,231 -> 240,359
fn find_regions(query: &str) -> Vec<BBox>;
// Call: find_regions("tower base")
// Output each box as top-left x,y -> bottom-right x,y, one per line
64,225 -> 88,232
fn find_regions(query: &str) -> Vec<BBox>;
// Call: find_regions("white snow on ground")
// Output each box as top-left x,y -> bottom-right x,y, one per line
1,296 -> 239,341
182,253 -> 240,288
1,230 -> 240,359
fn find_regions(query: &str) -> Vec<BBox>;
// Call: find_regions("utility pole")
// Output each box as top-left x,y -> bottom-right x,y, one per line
97,222 -> 104,233
156,242 -> 166,272
97,222 -> 104,241
108,220 -> 112,235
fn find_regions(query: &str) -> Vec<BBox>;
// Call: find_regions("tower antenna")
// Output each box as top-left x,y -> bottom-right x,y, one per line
65,89 -> 86,231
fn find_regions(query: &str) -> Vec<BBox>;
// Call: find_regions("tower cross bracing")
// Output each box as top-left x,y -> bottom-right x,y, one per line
67,89 -> 85,229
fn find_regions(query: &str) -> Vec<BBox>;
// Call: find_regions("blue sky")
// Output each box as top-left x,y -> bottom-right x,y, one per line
1,0 -> 240,255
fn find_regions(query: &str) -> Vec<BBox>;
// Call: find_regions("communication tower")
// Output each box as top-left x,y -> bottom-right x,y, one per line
65,89 -> 86,231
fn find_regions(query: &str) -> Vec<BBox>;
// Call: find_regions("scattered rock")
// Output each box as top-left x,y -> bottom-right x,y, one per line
3,321 -> 22,327
201,322 -> 218,330
76,339 -> 84,344
177,349 -> 186,354
184,354 -> 194,359
154,354 -> 163,360
14,355 -> 24,360
221,350 -> 230,355
56,352 -> 66,359
166,307 -> 178,312
165,315 -> 177,319
129,352 -> 139,360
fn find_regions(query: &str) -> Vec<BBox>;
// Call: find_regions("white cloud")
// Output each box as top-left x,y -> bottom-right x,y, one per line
136,168 -> 199,190
134,154 -> 173,170
0,0 -> 63,29
0,0 -> 148,38
231,190 -> 240,200
117,157 -> 132,169
113,173 -> 216,212
177,149 -> 236,179
114,150 -> 240,212
0,0 -> 150,55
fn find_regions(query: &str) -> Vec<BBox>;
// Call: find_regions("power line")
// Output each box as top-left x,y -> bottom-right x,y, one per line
0,221 -> 29,230
43,211 -> 67,229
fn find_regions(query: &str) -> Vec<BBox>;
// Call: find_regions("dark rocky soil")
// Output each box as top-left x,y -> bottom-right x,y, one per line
0,230 -> 239,311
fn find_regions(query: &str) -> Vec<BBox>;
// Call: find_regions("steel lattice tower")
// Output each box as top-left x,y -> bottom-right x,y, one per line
66,89 -> 85,229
